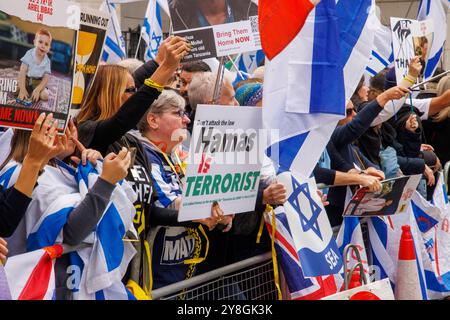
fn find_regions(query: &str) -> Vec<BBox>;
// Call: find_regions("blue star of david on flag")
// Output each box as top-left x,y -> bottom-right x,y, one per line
288,175 -> 323,240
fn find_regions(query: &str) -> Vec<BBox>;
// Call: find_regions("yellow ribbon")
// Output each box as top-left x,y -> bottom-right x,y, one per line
184,225 -> 209,265
256,213 -> 266,244
265,205 -> 283,300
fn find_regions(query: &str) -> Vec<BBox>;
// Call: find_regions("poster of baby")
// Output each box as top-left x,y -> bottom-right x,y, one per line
0,0 -> 79,130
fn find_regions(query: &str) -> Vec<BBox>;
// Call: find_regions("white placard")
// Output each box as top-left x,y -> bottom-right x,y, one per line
391,17 -> 434,84
322,278 -> 395,300
178,105 -> 264,222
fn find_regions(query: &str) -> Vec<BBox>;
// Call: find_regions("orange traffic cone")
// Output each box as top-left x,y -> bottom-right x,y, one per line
394,225 -> 422,300
339,268 -> 362,291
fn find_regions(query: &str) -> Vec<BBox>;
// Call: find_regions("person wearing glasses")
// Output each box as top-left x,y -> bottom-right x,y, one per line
76,36 -> 191,299
136,89 -> 223,290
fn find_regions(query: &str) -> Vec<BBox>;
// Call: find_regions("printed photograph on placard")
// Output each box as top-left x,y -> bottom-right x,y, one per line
412,28 -> 433,81
0,8 -> 76,130
168,0 -> 260,61
71,8 -> 109,113
169,0 -> 258,31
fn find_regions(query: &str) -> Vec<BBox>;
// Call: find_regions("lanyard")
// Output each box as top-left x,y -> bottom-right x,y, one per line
149,141 -> 186,181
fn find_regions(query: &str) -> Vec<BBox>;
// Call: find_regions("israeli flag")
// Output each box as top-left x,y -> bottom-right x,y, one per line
141,0 -> 163,61
431,171 -> 449,212
365,15 -> 394,76
264,0 -> 374,178
277,172 -> 343,277
412,190 -> 446,234
0,160 -> 137,300
367,209 -> 428,299
417,0 -> 448,79
100,0 -> 127,63
236,50 -> 265,75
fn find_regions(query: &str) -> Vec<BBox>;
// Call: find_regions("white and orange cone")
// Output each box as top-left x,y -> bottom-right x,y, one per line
394,225 -> 422,300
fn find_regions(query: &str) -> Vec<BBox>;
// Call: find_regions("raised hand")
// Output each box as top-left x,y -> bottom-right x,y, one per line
70,137 -> 103,166
100,147 -> 131,185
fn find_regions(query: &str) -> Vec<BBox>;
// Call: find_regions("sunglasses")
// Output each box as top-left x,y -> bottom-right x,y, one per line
346,107 -> 356,116
124,87 -> 137,93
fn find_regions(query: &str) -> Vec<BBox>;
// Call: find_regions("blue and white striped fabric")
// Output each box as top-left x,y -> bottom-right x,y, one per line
141,0 -> 163,62
431,171 -> 449,213
367,209 -> 428,300
236,50 -> 265,76
336,0 -> 375,102
263,0 -> 374,178
412,190 -> 446,234
0,160 -> 137,300
417,0 -> 448,79
336,217 -> 370,289
100,0 -> 127,63
365,16 -> 394,77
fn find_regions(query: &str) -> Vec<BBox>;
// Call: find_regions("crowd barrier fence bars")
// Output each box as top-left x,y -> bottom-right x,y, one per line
151,252 -> 277,300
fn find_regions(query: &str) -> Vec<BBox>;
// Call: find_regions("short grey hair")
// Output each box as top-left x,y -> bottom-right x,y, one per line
188,72 -> 215,111
188,72 -> 234,111
117,58 -> 144,75
138,89 -> 186,133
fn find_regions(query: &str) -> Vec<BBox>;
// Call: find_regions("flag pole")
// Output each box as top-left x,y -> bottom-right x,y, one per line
227,54 -> 246,80
410,69 -> 450,90
212,56 -> 226,104
134,32 -> 143,59
105,0 -> 125,60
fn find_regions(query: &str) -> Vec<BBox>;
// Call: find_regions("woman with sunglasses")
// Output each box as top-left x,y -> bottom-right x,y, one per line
76,36 -> 190,299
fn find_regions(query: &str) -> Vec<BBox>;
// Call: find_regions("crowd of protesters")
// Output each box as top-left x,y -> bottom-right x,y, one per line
1,34 -> 450,300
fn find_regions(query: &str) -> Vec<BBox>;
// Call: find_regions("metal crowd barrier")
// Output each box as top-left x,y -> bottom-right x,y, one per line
151,252 -> 277,300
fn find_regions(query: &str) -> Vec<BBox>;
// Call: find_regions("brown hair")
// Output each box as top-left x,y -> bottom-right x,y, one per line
35,28 -> 52,41
433,75 -> 450,122
77,65 -> 130,123
0,130 -> 31,171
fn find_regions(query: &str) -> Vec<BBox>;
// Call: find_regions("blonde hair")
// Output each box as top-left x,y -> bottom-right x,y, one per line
77,65 -> 130,123
433,75 -> 450,122
0,130 -> 31,170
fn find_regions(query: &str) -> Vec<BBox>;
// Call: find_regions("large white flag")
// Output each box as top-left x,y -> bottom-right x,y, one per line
417,0 -> 448,79
141,0 -> 163,61
262,0 -> 374,178
100,0 -> 127,63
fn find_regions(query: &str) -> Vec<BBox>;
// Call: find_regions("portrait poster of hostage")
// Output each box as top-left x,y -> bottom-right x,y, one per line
343,175 -> 422,217
168,0 -> 260,61
0,0 -> 78,131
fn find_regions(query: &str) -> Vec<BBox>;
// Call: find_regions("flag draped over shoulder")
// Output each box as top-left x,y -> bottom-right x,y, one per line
141,0 -> 163,61
1,161 -> 137,300
100,0 -> 127,63
417,0 -> 449,79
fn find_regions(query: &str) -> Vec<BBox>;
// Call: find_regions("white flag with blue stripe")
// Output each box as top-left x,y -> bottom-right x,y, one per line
100,1 -> 127,63
367,209 -> 429,300
263,0 -> 374,178
277,172 -> 343,277
141,0 -> 163,61
417,0 -> 448,79
0,160 -> 137,300
366,16 -> 394,76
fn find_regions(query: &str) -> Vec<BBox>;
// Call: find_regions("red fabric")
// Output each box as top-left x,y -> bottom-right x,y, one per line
259,0 -> 315,60
349,291 -> 381,300
18,245 -> 62,300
